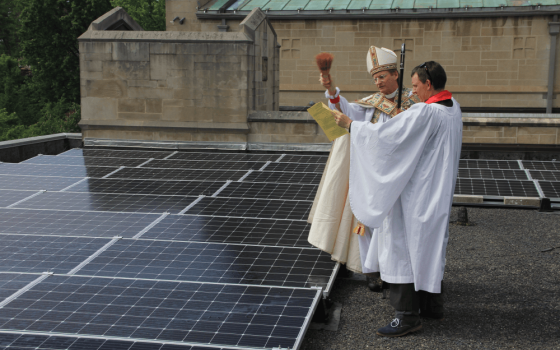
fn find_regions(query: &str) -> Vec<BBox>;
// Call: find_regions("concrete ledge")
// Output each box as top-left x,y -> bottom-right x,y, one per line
453,195 -> 484,203
0,133 -> 82,150
0,133 -> 82,163
78,30 -> 253,43
84,138 -> 248,150
248,111 -> 315,123
504,197 -> 541,207
79,120 -> 250,134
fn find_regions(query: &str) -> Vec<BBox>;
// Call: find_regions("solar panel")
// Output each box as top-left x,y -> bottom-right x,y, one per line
57,148 -> 83,156
0,148 -> 340,350
23,155 -> 148,167
58,149 -> 173,159
13,192 -> 199,214
186,197 -> 313,220
142,215 -> 313,247
0,190 -> 44,208
259,162 -> 324,173
0,333 -> 231,349
0,274 -> 39,301
458,160 -> 521,169
79,239 -> 334,288
0,175 -> 83,191
108,168 -> 247,182
528,170 -> 560,182
0,209 -> 161,238
522,160 -> 560,171
168,152 -> 278,162
67,178 -> 225,197
218,182 -> 319,201
454,178 -> 540,197
538,181 -> 560,199
457,168 -> 529,180
0,164 -> 118,178
0,275 -> 320,349
141,160 -> 267,171
243,171 -> 323,185
0,234 -> 111,274
278,155 -> 329,164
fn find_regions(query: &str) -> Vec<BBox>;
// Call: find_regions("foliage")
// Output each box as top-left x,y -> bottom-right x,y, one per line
0,0 -> 22,57
18,0 -> 113,104
111,0 -> 166,31
0,100 -> 81,142
0,0 -> 166,142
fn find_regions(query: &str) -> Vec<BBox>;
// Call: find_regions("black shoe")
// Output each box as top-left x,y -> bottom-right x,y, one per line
376,318 -> 422,337
366,275 -> 383,292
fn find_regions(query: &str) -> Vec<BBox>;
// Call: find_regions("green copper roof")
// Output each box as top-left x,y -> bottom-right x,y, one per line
207,0 -> 543,10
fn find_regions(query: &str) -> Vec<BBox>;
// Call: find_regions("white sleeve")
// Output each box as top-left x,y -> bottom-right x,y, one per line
348,103 -> 438,228
326,90 -> 374,123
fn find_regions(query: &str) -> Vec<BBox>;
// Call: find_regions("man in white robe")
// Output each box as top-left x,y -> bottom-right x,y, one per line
332,61 -> 462,337
308,47 -> 419,289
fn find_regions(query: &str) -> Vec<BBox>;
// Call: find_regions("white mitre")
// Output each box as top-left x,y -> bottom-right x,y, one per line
366,46 -> 398,76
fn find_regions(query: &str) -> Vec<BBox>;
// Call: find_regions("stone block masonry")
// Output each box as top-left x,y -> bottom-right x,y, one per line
78,7 -> 279,143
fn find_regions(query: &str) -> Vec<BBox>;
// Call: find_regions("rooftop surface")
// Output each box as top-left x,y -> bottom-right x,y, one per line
301,206 -> 560,349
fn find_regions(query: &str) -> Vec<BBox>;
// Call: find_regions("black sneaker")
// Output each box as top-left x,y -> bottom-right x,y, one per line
376,318 -> 422,337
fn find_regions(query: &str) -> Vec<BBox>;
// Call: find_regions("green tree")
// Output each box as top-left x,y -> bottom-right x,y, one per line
18,0 -> 113,105
111,0 -> 165,31
0,0 -> 22,57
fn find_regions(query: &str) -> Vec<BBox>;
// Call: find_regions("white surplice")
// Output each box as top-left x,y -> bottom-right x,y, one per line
349,99 -> 463,293
307,94 -> 392,273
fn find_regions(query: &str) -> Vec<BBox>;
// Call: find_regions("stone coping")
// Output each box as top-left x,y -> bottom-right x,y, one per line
249,111 -> 560,126
78,30 -> 253,43
79,120 -> 250,133
88,7 -> 143,31
84,138 -> 248,150
0,133 -> 82,150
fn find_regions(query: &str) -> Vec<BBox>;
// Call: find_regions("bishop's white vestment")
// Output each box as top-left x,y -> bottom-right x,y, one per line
308,91 -> 417,273
349,98 -> 463,293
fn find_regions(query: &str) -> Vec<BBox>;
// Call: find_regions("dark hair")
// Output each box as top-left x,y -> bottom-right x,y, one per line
411,61 -> 447,90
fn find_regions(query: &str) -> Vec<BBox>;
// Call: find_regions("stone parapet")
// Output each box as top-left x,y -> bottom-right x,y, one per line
246,110 -> 560,146
79,7 -> 279,143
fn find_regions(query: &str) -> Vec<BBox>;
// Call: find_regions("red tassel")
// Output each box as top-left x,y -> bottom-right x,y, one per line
315,52 -> 334,75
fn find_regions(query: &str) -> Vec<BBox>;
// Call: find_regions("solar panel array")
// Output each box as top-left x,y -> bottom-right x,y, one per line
0,147 -> 558,349
457,159 -> 560,201
0,149 -> 336,350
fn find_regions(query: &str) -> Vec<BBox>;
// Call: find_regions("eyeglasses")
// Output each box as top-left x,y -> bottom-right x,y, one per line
418,62 -> 433,84
373,74 -> 388,83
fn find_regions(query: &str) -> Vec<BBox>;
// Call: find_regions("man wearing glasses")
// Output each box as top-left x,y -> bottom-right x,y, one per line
310,46 -> 420,293
332,61 -> 462,337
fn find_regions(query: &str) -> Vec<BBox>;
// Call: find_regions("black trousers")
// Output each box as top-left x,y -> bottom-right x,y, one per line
389,282 -> 444,320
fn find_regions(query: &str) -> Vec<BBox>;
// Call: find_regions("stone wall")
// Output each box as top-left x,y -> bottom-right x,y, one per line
271,17 -> 555,109
169,8 -> 560,110
245,111 -> 560,150
79,7 -> 279,143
